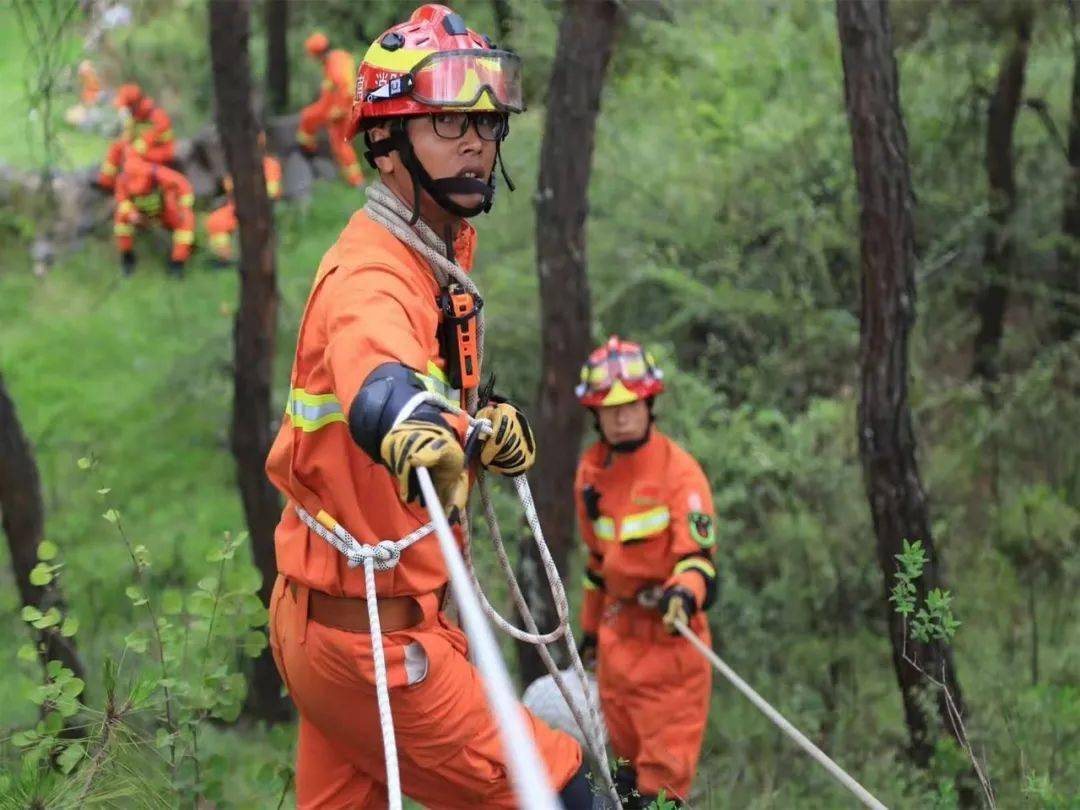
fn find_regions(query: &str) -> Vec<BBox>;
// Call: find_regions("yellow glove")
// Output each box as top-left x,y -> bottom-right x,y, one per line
660,586 -> 696,635
380,419 -> 468,518
475,400 -> 536,476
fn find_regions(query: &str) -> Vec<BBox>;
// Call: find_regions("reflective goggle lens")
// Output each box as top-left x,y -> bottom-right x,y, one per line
411,50 -> 523,112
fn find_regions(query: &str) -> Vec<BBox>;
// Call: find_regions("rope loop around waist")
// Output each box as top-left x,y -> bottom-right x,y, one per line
295,506 -> 433,572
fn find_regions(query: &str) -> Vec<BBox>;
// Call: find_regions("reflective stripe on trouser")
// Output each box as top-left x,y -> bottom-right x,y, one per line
597,605 -> 710,800
163,204 -> 195,262
268,576 -> 582,809
209,232 -> 232,259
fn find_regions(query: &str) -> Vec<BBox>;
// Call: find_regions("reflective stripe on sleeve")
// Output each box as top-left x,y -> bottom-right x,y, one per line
416,360 -> 460,406
673,556 -> 716,580
592,516 -> 615,542
286,388 -> 346,432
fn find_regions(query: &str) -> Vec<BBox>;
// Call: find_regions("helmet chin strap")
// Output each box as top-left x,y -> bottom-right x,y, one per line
365,119 -> 496,225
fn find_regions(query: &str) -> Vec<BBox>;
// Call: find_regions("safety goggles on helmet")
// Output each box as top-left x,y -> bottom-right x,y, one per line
367,49 -> 524,113
430,111 -> 509,141
588,351 -> 647,392
575,338 -> 665,408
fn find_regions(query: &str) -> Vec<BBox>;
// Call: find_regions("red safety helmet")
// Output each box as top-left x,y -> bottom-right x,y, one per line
347,3 -> 523,140
114,83 -> 143,110
576,336 -> 665,408
305,32 -> 330,58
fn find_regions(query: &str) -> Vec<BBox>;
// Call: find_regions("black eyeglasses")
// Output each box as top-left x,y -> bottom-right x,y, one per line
430,112 -> 508,142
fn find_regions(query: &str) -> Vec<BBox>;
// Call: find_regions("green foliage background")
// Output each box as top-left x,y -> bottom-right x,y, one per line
0,0 -> 1079,807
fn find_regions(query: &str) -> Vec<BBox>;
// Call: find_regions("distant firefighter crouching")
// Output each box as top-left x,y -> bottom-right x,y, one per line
113,151 -> 195,277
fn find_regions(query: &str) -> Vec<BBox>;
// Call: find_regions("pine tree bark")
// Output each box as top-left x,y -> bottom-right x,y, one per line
522,0 -> 618,687
1054,4 -> 1080,343
836,0 -> 968,766
491,0 -> 514,47
265,0 -> 289,115
209,0 -> 290,723
0,373 -> 85,683
973,8 -> 1033,380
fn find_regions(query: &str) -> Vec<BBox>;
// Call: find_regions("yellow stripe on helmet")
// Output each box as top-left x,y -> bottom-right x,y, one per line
600,379 -> 641,407
361,43 -> 435,75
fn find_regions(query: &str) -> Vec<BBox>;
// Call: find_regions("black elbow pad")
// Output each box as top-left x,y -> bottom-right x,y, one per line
348,362 -> 446,463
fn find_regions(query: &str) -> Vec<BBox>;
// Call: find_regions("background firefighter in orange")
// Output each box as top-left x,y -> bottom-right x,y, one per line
265,6 -> 591,808
575,336 -> 717,808
79,60 -> 102,106
113,150 -> 195,277
296,32 -> 364,187
205,138 -> 282,265
98,83 -> 176,190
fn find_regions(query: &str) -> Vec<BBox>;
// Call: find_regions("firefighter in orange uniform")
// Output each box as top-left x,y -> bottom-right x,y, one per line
78,60 -> 102,106
205,146 -> 282,265
266,6 -> 589,808
98,84 -> 176,189
113,150 -> 195,277
297,32 -> 364,187
575,337 -> 717,808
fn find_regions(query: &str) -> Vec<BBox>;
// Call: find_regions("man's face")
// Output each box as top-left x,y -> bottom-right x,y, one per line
370,114 -> 498,227
596,400 -> 650,446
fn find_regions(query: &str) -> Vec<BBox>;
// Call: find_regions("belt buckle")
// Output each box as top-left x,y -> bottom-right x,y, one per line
635,585 -> 663,609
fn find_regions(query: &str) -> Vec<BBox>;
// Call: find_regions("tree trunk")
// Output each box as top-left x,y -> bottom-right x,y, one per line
1054,3 -> 1080,343
836,0 -> 968,766
973,9 -> 1033,381
522,0 -> 618,687
491,0 -> 514,47
0,374 -> 85,683
265,0 -> 289,115
209,0 -> 290,723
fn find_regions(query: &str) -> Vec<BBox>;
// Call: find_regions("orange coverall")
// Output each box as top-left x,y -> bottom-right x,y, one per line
79,62 -> 101,105
296,49 -> 364,186
205,156 -> 282,262
98,98 -> 176,189
113,160 -> 195,262
576,429 -> 717,802
265,210 -> 581,808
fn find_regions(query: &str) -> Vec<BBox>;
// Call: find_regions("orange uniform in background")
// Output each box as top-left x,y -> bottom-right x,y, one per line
113,154 -> 195,263
99,84 -> 176,189
205,156 -> 282,262
78,61 -> 102,105
297,34 -> 363,187
577,428 -> 716,802
265,210 -> 581,808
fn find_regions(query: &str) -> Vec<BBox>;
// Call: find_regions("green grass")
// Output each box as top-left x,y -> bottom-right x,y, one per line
0,2 -> 108,171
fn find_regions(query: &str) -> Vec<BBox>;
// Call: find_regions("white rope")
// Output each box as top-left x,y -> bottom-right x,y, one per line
673,620 -> 889,810
363,556 -> 402,810
416,467 -> 560,810
295,507 -> 432,808
365,181 -> 618,802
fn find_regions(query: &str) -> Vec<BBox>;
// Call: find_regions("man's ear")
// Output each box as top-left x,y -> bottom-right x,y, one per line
368,122 -> 395,173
